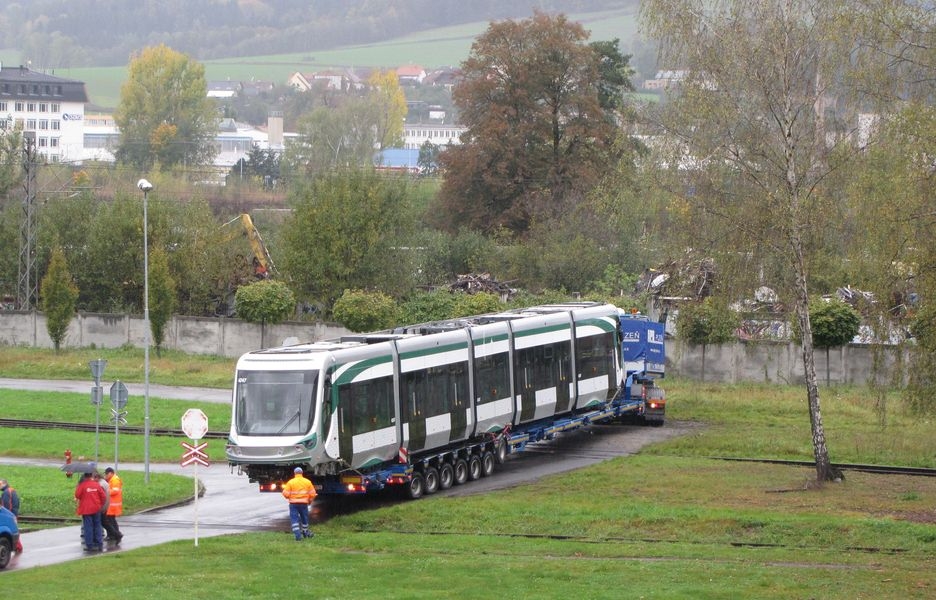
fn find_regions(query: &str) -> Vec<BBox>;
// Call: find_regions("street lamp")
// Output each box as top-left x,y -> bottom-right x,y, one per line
137,178 -> 153,484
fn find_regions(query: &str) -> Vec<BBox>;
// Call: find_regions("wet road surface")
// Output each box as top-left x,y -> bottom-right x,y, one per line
0,380 -> 691,570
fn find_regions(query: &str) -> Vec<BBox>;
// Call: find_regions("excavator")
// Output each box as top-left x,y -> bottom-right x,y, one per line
215,213 -> 277,316
222,213 -> 277,279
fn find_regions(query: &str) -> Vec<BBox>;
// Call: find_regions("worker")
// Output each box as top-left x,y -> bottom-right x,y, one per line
0,478 -> 23,553
74,472 -> 106,551
281,467 -> 316,541
102,467 -> 123,544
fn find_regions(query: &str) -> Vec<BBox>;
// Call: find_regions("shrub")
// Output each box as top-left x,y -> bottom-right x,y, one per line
234,279 -> 296,324
332,289 -> 400,332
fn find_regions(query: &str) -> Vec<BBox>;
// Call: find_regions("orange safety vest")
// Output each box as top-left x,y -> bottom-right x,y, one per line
281,474 -> 316,504
106,473 -> 123,516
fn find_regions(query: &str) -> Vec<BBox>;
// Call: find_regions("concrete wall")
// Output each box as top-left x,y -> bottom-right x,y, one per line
0,310 -> 910,385
0,311 -> 351,357
666,339 -> 909,386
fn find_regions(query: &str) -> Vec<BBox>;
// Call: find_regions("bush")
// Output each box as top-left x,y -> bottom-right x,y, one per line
810,298 -> 860,348
234,279 -> 296,324
332,289 -> 400,332
676,298 -> 739,345
451,292 -> 503,317
398,289 -> 458,324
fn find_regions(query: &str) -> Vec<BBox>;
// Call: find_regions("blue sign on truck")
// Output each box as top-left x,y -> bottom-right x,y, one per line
620,313 -> 665,376
618,312 -> 666,425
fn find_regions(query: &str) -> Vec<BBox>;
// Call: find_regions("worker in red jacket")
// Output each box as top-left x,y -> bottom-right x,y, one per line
74,472 -> 107,551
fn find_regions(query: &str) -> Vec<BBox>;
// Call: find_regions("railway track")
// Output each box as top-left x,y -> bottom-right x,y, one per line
0,418 -> 228,439
3,418 -> 934,476
714,456 -> 936,477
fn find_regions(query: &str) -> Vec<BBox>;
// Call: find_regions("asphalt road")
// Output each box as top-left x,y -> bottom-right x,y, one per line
0,378 -> 231,403
0,379 -> 691,571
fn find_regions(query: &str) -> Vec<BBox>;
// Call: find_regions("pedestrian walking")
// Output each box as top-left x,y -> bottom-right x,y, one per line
102,467 -> 123,544
0,478 -> 23,553
74,472 -> 106,551
281,467 -> 316,541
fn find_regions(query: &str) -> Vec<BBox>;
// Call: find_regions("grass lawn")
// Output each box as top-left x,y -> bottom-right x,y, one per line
0,345 -> 235,388
2,349 -> 936,598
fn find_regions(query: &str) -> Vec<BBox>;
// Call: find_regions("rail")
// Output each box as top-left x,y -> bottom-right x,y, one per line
0,418 -> 228,439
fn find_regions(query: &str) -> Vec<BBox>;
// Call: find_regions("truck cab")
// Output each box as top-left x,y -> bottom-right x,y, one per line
0,506 -> 19,569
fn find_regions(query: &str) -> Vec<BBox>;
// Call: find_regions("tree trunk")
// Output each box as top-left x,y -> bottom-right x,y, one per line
793,245 -> 835,481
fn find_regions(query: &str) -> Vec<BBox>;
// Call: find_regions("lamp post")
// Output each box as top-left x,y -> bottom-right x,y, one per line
137,179 -> 154,484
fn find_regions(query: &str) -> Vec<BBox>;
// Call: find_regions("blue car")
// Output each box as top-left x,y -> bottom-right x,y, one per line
0,506 -> 19,569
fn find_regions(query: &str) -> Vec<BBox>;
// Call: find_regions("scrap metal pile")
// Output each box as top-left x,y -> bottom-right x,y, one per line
448,273 -> 516,300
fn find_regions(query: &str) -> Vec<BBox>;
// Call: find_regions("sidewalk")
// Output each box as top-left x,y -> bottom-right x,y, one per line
0,378 -> 230,403
1,458 -> 284,570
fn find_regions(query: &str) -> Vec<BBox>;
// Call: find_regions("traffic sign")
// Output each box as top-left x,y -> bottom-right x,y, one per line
110,380 -> 129,409
181,408 -> 209,440
110,408 -> 128,426
89,358 -> 107,380
90,385 -> 103,406
181,440 -> 209,467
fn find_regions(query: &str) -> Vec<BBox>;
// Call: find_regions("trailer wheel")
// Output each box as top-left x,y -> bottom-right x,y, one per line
423,466 -> 440,494
453,459 -> 469,485
405,471 -> 425,499
438,463 -> 454,490
494,438 -> 507,464
480,451 -> 495,477
467,454 -> 482,480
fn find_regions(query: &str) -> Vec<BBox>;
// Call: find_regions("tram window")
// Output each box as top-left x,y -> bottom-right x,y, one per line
576,332 -> 614,380
402,362 -> 468,419
475,351 -> 509,404
338,375 -> 394,435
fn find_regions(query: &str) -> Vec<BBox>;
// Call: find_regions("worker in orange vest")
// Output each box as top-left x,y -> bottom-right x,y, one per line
102,467 -> 123,544
281,467 -> 316,541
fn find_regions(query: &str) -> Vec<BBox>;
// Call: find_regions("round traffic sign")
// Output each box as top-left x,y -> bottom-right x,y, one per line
181,408 -> 209,440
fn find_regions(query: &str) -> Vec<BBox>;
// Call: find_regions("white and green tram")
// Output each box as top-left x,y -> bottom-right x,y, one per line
225,302 -> 646,498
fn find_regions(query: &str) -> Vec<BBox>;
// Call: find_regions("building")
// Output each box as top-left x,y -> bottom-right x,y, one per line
80,112 -> 291,172
0,64 -> 88,162
207,80 -> 242,98
402,123 -> 465,150
396,65 -> 426,86
642,70 -> 688,91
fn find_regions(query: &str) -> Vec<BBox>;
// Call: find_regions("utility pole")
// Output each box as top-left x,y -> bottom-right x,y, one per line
17,131 -> 37,310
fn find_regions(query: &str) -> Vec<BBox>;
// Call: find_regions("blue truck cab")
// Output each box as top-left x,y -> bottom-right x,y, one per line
618,311 -> 666,425
0,506 -> 19,569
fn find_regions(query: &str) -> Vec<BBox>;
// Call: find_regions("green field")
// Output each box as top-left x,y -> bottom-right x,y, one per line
4,345 -> 935,598
38,7 -> 640,109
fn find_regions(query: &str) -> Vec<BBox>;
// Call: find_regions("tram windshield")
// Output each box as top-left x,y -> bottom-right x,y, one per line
235,370 -> 318,436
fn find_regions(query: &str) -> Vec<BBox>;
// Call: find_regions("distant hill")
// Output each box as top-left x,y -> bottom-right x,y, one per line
43,5 -> 646,110
0,0 -> 640,69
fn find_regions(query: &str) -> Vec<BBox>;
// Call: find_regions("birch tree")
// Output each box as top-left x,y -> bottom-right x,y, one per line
640,0 -> 899,481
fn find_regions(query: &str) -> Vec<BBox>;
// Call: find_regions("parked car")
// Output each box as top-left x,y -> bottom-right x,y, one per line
0,506 -> 19,569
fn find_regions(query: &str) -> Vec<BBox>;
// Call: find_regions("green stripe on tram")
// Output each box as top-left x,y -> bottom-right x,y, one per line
333,354 -> 394,386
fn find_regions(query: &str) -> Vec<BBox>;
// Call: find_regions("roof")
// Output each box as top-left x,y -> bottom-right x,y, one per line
0,65 -> 88,103
378,148 -> 419,171
396,65 -> 426,77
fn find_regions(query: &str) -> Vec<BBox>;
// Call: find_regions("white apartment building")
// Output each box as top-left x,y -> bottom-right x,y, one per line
402,123 -> 466,150
0,64 -> 88,163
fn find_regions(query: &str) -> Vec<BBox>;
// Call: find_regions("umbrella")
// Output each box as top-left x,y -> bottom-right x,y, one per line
60,461 -> 99,474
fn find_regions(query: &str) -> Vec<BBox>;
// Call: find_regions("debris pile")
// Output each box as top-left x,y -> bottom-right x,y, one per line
448,273 -> 516,300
